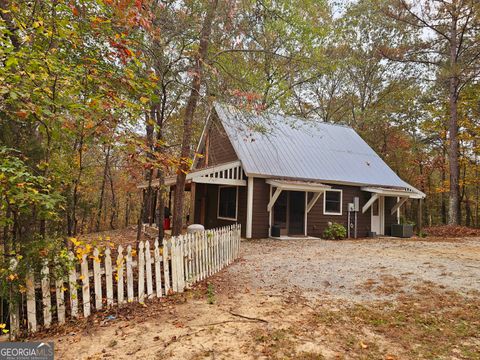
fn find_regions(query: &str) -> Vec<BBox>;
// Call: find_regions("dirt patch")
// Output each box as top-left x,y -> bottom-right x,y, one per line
424,225 -> 480,238
76,227 -> 158,248
42,237 -> 480,359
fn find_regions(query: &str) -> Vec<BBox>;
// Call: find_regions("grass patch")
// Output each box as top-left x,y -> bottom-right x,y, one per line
308,285 -> 480,359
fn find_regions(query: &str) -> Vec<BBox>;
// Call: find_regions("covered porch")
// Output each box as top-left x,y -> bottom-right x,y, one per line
361,186 -> 425,236
266,179 -> 332,238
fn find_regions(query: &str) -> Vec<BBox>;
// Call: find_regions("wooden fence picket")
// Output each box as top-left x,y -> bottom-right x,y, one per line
55,278 -> 65,324
194,232 -> 200,282
93,248 -> 102,310
145,240 -> 153,298
105,247 -> 113,306
138,241 -> 145,303
208,233 -> 212,276
154,239 -> 162,297
178,237 -> 183,291
19,225 -> 240,333
126,245 -> 134,302
68,252 -> 78,318
117,246 -> 125,305
81,254 -> 90,317
41,261 -> 52,327
163,239 -> 171,295
204,231 -> 208,279
184,235 -> 190,287
26,272 -> 36,332
170,238 -> 177,292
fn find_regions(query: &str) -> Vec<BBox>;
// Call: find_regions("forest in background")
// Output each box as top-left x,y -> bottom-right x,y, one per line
0,0 -> 479,262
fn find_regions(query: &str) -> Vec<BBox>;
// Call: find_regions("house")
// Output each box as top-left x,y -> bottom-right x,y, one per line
148,103 -> 425,239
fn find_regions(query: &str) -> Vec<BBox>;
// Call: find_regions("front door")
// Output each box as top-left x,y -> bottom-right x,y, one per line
288,191 -> 305,235
371,196 -> 384,235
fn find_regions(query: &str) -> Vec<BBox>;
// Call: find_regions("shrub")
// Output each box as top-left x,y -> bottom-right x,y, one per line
322,222 -> 347,240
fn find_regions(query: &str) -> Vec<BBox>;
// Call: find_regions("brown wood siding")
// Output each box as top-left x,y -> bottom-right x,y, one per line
193,180 -> 400,239
197,114 -> 238,169
194,183 -> 247,237
307,185 -> 372,238
251,178 -> 270,238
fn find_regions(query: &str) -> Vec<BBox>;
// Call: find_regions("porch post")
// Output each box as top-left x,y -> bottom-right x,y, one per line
417,198 -> 423,235
190,182 -> 196,225
246,177 -> 254,239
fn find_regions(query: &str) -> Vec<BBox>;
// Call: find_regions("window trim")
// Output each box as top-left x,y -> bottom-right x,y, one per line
323,189 -> 343,216
217,185 -> 238,221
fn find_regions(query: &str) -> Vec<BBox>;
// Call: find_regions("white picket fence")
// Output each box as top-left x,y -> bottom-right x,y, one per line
17,224 -> 241,334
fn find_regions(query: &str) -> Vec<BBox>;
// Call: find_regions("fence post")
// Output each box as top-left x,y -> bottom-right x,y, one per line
41,260 -> 52,327
138,241 -> 145,303
105,247 -> 113,307
170,237 -> 178,292
26,272 -> 37,332
117,245 -> 125,305
126,245 -> 134,302
55,277 -> 66,325
194,232 -> 199,282
68,252 -> 78,318
178,236 -> 185,292
163,238 -> 171,295
81,253 -> 90,317
93,248 -> 102,310
154,239 -> 162,297
145,240 -> 153,298
208,232 -> 213,276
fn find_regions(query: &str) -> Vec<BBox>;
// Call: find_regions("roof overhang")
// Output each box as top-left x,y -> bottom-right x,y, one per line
361,186 -> 425,199
265,179 -> 331,213
266,179 -> 331,192
138,160 -> 246,189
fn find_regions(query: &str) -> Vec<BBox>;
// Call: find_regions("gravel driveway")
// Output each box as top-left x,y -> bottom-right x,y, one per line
50,237 -> 480,359
225,237 -> 480,301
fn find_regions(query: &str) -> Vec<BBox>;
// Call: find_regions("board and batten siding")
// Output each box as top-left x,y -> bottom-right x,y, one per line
307,185 -> 371,238
197,114 -> 238,169
251,178 -> 270,239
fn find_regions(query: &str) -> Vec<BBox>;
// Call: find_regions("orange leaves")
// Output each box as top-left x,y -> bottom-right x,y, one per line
15,110 -> 28,118
69,3 -> 79,16
6,273 -> 18,281
109,38 -> 135,64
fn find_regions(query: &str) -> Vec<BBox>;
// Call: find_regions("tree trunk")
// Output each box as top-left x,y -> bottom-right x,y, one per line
476,148 -> 479,227
447,13 -> 460,225
172,0 -> 218,236
108,163 -> 117,230
157,187 -> 165,241
95,145 -> 111,232
441,149 -> 447,224
144,111 -> 155,225
137,190 -> 145,243
465,193 -> 471,227
125,192 -> 131,228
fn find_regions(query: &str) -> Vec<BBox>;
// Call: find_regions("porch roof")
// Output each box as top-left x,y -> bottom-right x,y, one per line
361,186 -> 424,215
137,160 -> 246,189
361,186 -> 425,199
266,179 -> 331,192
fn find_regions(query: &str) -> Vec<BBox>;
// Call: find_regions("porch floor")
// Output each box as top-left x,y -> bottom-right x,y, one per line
270,235 -> 320,240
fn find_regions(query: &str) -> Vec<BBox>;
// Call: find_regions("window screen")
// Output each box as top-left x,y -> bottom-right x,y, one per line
324,190 -> 342,214
218,187 -> 237,220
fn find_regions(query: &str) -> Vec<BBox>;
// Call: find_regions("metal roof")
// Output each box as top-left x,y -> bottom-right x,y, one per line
214,103 -> 424,196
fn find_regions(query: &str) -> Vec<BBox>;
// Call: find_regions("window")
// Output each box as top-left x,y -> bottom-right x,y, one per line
323,190 -> 342,215
218,186 -> 238,220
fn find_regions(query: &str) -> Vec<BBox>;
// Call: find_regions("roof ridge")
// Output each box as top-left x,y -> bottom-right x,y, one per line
213,101 -> 353,130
